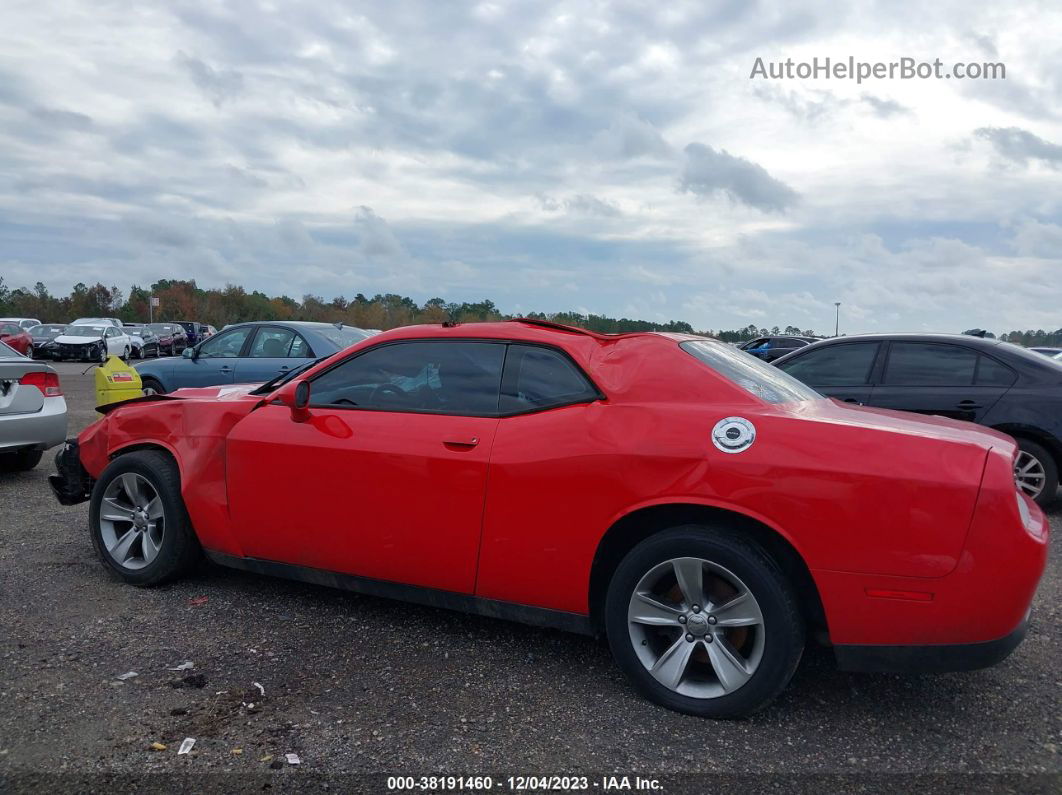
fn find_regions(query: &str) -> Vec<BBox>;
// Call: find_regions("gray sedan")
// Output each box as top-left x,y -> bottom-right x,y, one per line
0,341 -> 68,471
134,321 -> 373,394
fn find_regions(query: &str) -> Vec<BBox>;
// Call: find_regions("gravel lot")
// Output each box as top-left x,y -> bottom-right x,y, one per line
1,362 -> 1059,792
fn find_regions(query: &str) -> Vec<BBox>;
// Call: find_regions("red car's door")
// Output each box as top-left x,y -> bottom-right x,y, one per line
225,340 -> 505,594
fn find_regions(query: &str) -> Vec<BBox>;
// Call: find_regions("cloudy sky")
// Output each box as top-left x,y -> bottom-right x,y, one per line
2,0 -> 1061,333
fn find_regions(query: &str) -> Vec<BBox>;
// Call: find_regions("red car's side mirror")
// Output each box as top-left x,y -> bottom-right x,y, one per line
293,380 -> 311,422
280,380 -> 312,422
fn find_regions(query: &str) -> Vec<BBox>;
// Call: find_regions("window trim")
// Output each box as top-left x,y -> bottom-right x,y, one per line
305,337 -> 605,418
778,340 -> 882,387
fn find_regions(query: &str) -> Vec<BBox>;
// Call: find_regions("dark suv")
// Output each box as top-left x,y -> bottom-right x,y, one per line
773,333 -> 1062,506
739,335 -> 819,363
175,321 -> 209,348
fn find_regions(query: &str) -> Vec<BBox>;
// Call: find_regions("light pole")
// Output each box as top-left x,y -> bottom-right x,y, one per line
834,302 -> 841,337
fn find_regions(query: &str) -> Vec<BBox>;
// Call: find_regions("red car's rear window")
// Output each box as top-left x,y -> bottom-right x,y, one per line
680,340 -> 822,404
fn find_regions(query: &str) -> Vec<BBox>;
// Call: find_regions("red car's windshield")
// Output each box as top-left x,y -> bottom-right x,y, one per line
680,339 -> 823,404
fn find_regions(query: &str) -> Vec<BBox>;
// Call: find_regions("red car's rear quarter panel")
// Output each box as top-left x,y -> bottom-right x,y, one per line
475,400 -> 991,614
476,335 -> 994,614
816,447 -> 1048,645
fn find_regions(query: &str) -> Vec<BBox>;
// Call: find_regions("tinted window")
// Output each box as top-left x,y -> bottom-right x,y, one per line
976,355 -> 1016,386
310,341 -> 504,415
885,343 -> 977,386
681,340 -> 821,403
777,342 -> 880,386
250,327 -> 297,358
499,345 -> 598,413
197,327 -> 252,358
0,323 -> 21,335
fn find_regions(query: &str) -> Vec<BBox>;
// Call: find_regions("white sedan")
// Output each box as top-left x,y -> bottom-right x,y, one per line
52,324 -> 134,362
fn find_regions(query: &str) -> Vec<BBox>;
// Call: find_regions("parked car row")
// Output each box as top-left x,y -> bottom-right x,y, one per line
0,317 -> 213,361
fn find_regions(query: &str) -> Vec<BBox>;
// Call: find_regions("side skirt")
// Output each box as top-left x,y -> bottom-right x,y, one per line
205,550 -> 594,636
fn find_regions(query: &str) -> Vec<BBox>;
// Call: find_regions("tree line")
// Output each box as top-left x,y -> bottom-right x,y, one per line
1,277 -> 1057,346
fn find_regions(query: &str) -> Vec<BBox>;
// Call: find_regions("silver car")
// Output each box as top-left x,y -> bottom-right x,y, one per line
0,340 -> 68,471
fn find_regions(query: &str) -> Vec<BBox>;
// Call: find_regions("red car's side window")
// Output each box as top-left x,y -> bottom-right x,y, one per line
499,344 -> 600,414
309,341 -> 505,416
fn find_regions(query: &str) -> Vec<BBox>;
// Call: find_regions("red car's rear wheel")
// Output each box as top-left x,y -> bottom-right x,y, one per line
605,525 -> 804,719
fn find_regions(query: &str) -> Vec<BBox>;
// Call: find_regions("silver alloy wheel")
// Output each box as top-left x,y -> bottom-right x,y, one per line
627,557 -> 765,699
1014,451 -> 1046,499
99,473 -> 165,570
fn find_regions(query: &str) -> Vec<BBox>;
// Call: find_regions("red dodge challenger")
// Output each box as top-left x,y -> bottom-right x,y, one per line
50,319 -> 1048,717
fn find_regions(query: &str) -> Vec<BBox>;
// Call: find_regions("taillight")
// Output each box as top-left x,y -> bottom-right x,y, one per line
19,371 -> 63,397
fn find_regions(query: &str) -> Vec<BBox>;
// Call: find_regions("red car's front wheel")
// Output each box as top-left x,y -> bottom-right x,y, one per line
605,525 -> 805,719
88,451 -> 199,585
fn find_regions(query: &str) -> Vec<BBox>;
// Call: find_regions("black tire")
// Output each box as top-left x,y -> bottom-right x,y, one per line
122,346 -> 130,362
97,344 -> 107,364
0,448 -> 43,472
88,451 -> 199,585
1016,438 -> 1059,508
605,525 -> 805,719
140,376 -> 166,396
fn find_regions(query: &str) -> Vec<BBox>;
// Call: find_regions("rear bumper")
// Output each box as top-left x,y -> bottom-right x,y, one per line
0,397 -> 68,452
835,615 -> 1029,673
48,439 -> 94,505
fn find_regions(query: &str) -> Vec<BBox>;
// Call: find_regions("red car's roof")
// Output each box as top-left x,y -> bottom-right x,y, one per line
368,319 -> 708,346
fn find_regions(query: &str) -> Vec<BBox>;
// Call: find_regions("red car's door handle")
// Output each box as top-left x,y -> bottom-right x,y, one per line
443,436 -> 479,448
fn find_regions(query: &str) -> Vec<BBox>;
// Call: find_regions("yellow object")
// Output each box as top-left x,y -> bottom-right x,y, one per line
150,742 -> 167,751
95,355 -> 144,407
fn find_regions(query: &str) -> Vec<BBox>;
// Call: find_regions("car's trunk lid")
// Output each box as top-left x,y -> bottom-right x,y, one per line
0,358 -> 47,415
